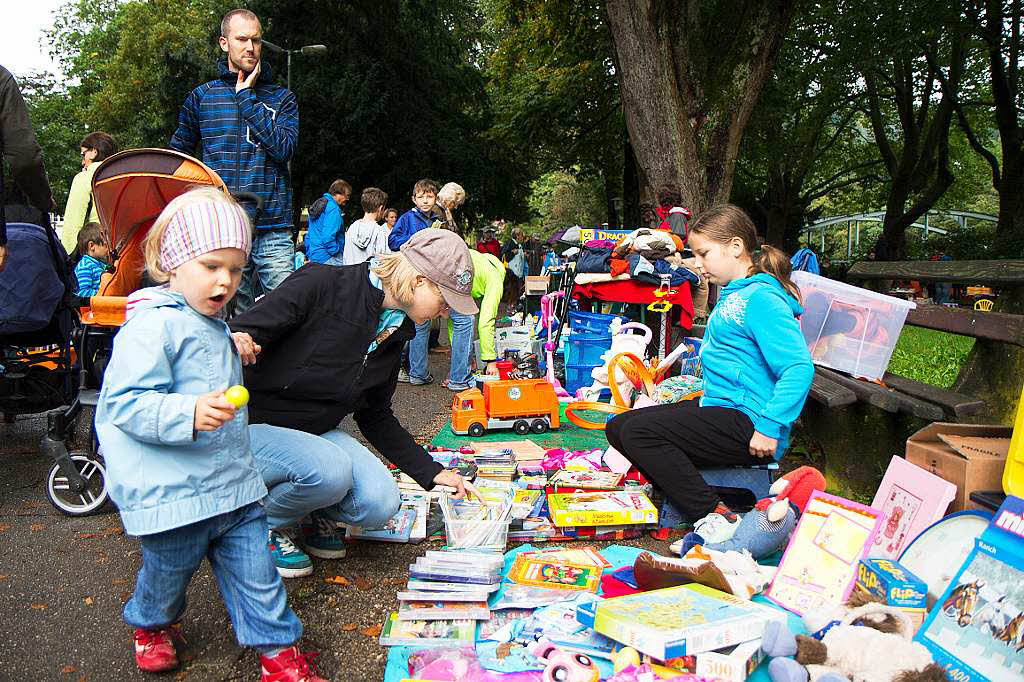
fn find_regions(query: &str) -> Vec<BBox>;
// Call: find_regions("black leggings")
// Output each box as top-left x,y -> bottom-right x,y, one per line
605,400 -> 761,522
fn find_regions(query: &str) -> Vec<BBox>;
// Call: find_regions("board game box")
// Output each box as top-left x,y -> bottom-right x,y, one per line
916,495 -> 1024,682
546,490 -> 658,527
576,583 -> 786,659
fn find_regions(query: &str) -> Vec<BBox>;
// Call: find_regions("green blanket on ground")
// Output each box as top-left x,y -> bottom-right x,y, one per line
430,403 -> 609,452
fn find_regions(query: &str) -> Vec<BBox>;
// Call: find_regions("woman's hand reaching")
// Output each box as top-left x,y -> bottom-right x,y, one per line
749,430 -> 778,458
432,469 -> 481,501
231,332 -> 262,366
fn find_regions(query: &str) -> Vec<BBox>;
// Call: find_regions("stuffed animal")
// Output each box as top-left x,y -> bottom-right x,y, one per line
678,466 -> 826,559
762,602 -> 949,682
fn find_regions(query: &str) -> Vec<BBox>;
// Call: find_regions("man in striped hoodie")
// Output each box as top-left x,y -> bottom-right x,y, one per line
170,9 -> 299,313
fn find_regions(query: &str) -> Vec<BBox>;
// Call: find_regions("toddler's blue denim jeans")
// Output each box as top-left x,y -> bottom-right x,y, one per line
123,502 -> 302,652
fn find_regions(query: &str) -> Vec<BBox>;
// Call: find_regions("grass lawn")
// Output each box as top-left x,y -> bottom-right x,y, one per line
886,325 -> 975,389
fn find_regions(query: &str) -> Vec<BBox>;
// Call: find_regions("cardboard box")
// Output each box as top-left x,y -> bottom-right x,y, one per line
524,276 -> 550,295
855,559 -> 927,632
905,423 -> 1012,512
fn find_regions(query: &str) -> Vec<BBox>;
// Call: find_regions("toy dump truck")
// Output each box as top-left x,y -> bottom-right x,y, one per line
451,378 -> 560,437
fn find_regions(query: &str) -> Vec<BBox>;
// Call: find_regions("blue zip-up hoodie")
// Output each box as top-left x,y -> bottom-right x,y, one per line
95,288 -> 267,535
306,193 -> 344,263
387,206 -> 442,252
169,60 -> 298,231
699,273 -> 814,458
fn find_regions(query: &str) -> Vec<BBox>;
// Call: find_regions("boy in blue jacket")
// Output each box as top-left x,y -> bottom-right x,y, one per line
306,179 -> 351,264
607,205 -> 813,529
389,179 -> 445,384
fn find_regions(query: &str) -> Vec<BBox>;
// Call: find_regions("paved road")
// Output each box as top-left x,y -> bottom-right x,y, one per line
0,352 -> 662,681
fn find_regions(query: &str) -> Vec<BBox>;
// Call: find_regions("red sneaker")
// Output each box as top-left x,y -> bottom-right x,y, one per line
133,625 -> 181,673
260,646 -> 326,682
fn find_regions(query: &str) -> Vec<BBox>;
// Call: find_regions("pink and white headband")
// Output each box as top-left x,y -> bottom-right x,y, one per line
159,199 -> 252,272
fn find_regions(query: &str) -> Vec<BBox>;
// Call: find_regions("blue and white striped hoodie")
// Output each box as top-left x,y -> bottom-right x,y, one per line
170,59 -> 298,231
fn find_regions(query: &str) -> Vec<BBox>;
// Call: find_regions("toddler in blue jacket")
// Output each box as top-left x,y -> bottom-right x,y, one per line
607,204 -> 813,528
95,188 -> 323,680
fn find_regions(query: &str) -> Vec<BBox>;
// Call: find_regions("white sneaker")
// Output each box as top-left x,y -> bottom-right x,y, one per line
397,368 -> 410,383
695,512 -> 741,543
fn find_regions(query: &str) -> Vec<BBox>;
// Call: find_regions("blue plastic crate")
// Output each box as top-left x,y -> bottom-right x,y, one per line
568,310 -> 623,336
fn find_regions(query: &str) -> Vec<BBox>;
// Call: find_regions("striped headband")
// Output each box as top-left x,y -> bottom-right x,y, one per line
159,199 -> 252,272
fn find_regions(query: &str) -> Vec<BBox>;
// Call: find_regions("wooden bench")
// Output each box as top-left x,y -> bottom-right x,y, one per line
808,259 -> 1024,420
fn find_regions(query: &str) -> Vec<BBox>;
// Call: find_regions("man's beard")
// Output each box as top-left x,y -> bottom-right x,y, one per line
230,54 -> 256,74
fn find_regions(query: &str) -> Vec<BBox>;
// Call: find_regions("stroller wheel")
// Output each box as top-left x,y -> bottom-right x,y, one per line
45,454 -> 110,516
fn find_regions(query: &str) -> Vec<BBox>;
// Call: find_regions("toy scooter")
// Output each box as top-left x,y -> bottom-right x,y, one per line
539,291 -> 571,401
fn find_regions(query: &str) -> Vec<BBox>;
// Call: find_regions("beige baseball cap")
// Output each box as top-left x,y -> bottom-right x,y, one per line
401,228 -> 478,315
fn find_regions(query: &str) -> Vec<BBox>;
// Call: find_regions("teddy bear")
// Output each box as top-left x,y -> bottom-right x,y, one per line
676,466 -> 826,559
761,601 -> 949,682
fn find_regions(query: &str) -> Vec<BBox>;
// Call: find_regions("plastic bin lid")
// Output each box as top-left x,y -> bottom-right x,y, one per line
791,270 -> 917,310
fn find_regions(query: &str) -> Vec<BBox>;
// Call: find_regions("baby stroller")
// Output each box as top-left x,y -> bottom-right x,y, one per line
1,148 -> 247,515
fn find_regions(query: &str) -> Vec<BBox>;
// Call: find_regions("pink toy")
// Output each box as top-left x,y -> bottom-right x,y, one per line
407,646 -> 542,681
529,638 -> 600,682
541,448 -> 604,471
539,292 -> 571,401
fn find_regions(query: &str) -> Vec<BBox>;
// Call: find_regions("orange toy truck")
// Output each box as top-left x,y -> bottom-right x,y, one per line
451,378 -> 561,437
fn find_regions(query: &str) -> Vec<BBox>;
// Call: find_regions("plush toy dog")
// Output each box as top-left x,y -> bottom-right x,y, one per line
762,602 -> 949,682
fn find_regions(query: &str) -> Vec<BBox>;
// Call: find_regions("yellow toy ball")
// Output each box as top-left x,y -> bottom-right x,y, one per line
224,385 -> 249,408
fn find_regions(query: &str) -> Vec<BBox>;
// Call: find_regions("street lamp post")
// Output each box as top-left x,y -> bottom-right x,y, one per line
261,41 -> 327,93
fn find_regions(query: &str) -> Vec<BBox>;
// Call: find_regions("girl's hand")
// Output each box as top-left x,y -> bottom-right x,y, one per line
231,332 -> 262,366
432,469 -> 480,501
749,431 -> 778,458
194,391 -> 237,432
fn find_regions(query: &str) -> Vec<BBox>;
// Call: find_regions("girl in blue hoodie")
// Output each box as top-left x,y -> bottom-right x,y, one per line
606,204 -> 813,526
95,188 -> 324,681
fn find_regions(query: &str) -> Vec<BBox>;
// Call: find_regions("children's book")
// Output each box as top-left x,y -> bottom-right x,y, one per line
511,489 -> 544,519
576,583 -> 786,660
915,495 -> 1024,682
398,591 -> 492,603
406,579 -> 501,593
547,469 -> 625,491
869,455 -> 956,560
470,439 -> 547,461
520,546 -> 611,569
378,613 -> 476,647
766,490 -> 882,616
506,555 -> 602,593
477,608 -> 536,640
346,508 -> 415,543
399,491 -> 430,542
397,599 -> 490,621
546,491 -> 658,527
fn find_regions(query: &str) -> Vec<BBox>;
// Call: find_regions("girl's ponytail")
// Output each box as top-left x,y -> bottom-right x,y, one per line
753,244 -> 800,302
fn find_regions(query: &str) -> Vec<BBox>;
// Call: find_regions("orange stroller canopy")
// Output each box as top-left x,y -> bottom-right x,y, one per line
90,148 -> 228,298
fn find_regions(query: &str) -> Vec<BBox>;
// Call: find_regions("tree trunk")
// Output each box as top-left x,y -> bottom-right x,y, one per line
605,1 -> 794,214
954,286 -> 1024,425
603,172 -> 619,228
623,133 -> 640,228
764,205 -> 789,248
994,149 -> 1024,257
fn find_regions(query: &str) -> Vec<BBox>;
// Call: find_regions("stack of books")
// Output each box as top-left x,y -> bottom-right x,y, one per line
474,449 -> 517,480
379,550 -> 503,648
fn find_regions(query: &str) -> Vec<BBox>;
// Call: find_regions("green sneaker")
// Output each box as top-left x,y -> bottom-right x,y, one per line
267,529 -> 313,578
299,512 -> 348,559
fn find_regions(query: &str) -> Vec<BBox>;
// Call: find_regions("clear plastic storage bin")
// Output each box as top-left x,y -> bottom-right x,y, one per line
792,271 -> 915,380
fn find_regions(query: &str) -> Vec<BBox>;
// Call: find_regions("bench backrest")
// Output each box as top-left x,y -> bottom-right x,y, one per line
847,259 -> 1024,284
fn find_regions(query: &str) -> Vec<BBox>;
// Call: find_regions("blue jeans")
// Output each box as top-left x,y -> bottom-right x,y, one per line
235,230 -> 295,313
249,424 -> 401,529
408,319 -> 432,380
447,311 -> 475,387
123,502 -> 301,652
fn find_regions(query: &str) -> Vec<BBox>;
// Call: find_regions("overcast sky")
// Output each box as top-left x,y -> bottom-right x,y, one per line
2,2 -> 67,79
